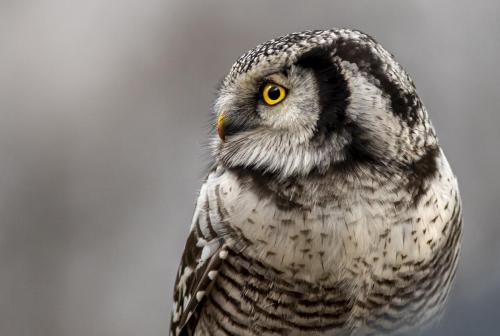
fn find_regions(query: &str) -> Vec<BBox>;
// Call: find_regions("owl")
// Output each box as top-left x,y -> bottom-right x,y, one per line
170,29 -> 462,335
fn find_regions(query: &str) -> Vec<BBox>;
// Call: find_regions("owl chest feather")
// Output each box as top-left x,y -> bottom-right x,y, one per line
195,154 -> 461,334
208,162 -> 456,282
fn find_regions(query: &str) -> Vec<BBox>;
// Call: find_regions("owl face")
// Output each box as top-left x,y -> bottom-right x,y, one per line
213,30 -> 436,179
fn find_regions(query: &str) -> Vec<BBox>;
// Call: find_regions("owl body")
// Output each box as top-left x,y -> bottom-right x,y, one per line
170,30 -> 462,335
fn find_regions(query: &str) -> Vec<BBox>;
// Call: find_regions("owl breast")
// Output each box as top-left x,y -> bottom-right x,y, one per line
196,149 -> 461,334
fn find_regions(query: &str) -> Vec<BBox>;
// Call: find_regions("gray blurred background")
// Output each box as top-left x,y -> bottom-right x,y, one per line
1,1 -> 499,335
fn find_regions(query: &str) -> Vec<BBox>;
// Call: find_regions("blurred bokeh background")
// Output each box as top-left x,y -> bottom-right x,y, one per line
1,1 -> 499,335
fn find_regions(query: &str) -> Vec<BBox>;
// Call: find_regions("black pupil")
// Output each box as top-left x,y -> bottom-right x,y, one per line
267,86 -> 281,100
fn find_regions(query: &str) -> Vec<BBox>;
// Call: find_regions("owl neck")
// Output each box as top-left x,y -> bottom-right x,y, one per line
228,144 -> 440,211
229,164 -> 385,210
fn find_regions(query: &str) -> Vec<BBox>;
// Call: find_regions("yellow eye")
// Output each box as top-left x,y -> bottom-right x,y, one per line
262,83 -> 287,106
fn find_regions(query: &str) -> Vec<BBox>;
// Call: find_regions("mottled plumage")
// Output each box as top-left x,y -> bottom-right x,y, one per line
170,29 -> 462,335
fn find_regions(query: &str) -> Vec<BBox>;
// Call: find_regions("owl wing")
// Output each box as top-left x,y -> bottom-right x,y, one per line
170,179 -> 228,336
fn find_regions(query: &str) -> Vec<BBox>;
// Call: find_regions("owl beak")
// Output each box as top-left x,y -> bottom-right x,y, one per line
217,112 -> 225,141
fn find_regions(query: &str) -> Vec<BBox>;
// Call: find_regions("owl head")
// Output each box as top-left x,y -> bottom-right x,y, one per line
213,29 -> 437,180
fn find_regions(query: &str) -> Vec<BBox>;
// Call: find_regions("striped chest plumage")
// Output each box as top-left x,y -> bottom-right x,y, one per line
189,150 -> 461,335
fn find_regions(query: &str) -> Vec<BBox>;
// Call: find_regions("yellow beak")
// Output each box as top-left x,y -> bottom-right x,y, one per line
217,113 -> 225,141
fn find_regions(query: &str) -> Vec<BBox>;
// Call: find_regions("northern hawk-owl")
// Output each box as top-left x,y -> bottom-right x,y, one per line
170,29 -> 462,335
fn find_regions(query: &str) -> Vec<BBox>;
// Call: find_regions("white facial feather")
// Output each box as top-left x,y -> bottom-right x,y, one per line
257,68 -> 320,138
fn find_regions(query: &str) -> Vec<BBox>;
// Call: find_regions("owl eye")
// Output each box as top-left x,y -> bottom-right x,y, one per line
261,82 -> 287,106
